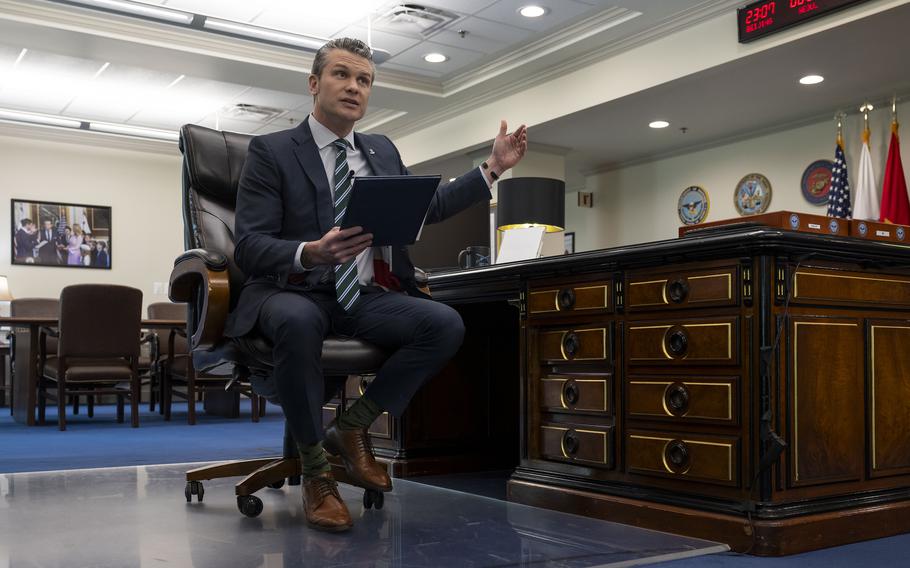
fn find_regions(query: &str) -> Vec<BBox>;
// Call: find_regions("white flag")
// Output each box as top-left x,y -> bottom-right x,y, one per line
853,138 -> 880,221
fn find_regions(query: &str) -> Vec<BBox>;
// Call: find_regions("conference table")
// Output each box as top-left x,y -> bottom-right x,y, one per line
0,316 -> 185,425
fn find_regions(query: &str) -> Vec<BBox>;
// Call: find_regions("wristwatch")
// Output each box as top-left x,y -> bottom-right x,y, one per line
481,161 -> 499,181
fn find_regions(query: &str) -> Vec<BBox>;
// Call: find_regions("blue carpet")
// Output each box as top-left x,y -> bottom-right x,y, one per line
0,402 -> 284,473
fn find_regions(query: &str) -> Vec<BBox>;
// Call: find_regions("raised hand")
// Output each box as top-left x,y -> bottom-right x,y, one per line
486,120 -> 528,177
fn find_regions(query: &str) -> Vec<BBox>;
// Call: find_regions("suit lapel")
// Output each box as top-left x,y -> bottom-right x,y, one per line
355,132 -> 394,176
291,117 -> 334,234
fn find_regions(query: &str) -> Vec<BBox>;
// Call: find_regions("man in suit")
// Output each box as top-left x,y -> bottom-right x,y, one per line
36,219 -> 60,265
227,37 -> 527,532
14,218 -> 37,261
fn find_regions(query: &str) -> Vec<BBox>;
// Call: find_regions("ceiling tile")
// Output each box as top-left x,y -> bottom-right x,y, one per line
128,76 -> 248,130
229,86 -> 311,113
415,0 -> 500,15
475,0 -> 596,32
0,50 -> 104,114
64,65 -> 180,122
332,25 -> 423,58
379,61 -> 446,79
389,41 -> 487,76
426,16 -> 532,55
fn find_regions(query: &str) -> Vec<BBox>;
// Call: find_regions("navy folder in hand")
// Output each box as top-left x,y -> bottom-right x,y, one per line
340,175 -> 441,246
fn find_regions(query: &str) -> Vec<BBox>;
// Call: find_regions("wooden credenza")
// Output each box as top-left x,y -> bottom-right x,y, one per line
428,226 -> 910,556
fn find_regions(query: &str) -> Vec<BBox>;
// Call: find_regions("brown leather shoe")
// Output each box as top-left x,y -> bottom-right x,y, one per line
302,472 -> 353,532
323,420 -> 392,492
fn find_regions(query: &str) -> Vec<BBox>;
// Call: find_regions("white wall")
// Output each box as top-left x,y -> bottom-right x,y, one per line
0,131 -> 183,311
569,102 -> 910,251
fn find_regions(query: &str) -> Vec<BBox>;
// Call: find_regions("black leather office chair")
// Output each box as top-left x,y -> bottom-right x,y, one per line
169,124 -> 391,517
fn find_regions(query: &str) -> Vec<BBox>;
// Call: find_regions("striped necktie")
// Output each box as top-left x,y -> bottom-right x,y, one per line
332,138 -> 360,311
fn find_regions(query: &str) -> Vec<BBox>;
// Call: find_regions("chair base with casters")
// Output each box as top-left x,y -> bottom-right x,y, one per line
184,418 -> 388,517
172,331 -> 391,518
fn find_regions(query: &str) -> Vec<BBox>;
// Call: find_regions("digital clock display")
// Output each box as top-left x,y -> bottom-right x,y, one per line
738,0 -> 873,42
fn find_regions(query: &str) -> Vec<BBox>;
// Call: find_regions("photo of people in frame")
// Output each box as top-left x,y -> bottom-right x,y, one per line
11,199 -> 112,269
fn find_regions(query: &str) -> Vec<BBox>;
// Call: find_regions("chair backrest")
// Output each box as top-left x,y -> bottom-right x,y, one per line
179,124 -> 254,310
58,284 -> 142,360
11,297 -> 60,353
147,302 -> 188,356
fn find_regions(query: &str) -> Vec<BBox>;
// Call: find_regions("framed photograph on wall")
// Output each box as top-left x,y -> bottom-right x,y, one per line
564,231 -> 575,254
11,199 -> 112,269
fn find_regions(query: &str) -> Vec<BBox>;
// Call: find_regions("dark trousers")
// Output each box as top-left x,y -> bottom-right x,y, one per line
257,287 -> 465,445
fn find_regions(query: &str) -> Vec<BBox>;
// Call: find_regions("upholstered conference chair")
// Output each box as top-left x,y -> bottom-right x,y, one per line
169,124 -> 391,517
147,301 -> 263,424
37,284 -> 143,430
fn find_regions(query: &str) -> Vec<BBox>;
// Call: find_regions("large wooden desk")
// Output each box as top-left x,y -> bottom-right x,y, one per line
430,226 -> 910,555
1,317 -> 184,425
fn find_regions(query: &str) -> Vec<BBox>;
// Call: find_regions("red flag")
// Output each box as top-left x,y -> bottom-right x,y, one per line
880,122 -> 910,225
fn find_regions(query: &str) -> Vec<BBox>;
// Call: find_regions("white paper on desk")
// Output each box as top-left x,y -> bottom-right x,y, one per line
495,226 -> 545,264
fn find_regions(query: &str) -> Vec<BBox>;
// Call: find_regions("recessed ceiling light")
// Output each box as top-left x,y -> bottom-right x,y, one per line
423,53 -> 448,63
799,74 -> 824,85
519,5 -> 548,18
649,120 -> 670,129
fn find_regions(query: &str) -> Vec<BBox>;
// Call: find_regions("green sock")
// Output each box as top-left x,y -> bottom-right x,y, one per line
338,396 -> 383,430
297,441 -> 331,479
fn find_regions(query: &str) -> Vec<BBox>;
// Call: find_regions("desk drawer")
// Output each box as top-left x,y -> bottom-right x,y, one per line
541,375 -> 610,414
790,267 -> 910,309
627,430 -> 739,486
627,377 -> 737,425
539,423 -> 613,468
627,267 -> 737,311
529,281 -> 611,315
627,317 -> 738,366
538,327 -> 608,362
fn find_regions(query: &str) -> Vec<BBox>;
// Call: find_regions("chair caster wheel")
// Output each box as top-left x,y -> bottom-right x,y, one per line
185,481 -> 204,502
267,479 -> 285,489
363,489 -> 384,510
237,495 -> 263,517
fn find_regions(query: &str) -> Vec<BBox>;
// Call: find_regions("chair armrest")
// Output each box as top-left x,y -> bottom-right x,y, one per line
414,267 -> 429,287
169,248 -> 230,352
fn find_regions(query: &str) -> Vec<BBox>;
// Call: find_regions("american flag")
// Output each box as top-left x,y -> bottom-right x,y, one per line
827,143 -> 852,219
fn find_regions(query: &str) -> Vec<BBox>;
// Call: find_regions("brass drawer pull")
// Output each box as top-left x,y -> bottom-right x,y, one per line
665,440 -> 690,472
562,332 -> 581,358
562,429 -> 580,456
359,376 -> 372,396
665,383 -> 690,415
563,380 -> 580,406
667,278 -> 689,303
557,288 -> 576,310
665,327 -> 689,358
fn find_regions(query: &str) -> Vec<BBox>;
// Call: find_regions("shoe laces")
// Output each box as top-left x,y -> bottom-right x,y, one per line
311,476 -> 341,502
354,428 -> 376,459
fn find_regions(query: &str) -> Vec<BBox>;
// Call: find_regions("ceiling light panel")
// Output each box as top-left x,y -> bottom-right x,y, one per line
476,0 -> 593,32
133,0 -> 264,22
251,1 -> 388,38
0,50 -> 103,114
64,65 -> 180,122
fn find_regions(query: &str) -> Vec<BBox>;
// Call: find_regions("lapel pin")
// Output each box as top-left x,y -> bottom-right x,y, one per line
368,148 -> 376,155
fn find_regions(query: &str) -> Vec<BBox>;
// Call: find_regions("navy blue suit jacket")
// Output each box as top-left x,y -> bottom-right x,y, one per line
225,117 -> 491,337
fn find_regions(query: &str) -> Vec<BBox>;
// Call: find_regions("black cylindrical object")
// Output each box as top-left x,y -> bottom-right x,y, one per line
497,177 -> 565,232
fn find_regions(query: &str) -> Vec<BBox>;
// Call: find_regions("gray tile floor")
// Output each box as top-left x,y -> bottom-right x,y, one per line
0,464 -> 727,567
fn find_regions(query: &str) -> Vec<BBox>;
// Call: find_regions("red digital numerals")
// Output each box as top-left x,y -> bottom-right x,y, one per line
744,1 -> 775,32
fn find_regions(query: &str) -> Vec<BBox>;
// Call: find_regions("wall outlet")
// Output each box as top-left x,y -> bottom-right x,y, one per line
152,282 -> 167,295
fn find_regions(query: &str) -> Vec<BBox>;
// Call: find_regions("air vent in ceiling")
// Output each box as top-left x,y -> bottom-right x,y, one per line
376,3 -> 460,36
221,103 -> 286,122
